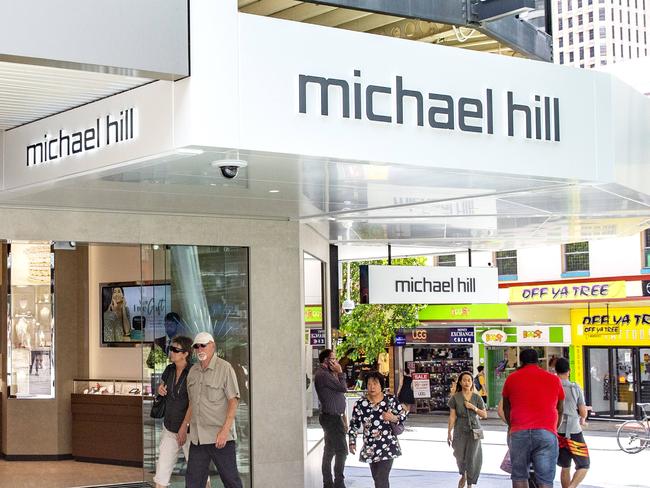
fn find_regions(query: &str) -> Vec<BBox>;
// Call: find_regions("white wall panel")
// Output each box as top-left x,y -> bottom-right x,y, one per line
517,245 -> 562,281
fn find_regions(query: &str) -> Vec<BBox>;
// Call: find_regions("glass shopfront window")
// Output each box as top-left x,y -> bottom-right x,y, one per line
586,347 -> 640,419
7,241 -> 54,398
142,244 -> 251,487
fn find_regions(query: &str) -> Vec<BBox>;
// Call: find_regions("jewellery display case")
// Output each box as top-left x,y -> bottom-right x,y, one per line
72,379 -> 150,396
71,378 -> 148,465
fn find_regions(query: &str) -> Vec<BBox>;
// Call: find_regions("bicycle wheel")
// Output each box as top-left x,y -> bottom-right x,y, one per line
617,420 -> 648,454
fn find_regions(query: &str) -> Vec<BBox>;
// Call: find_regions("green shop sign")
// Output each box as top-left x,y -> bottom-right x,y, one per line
418,303 -> 509,322
475,325 -> 569,345
304,305 -> 323,324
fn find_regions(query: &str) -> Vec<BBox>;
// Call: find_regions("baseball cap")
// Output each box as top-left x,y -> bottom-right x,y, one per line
192,332 -> 215,346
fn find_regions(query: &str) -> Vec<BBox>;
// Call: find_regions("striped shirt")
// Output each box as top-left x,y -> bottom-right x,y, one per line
314,365 -> 347,415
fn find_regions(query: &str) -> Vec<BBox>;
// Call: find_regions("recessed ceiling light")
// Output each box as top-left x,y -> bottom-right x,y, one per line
210,183 -> 217,187
269,190 -> 279,193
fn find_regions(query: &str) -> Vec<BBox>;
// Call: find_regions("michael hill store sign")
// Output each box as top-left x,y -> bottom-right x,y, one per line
570,306 -> 650,345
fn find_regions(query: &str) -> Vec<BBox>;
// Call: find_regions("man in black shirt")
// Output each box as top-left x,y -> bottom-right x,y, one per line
314,349 -> 348,488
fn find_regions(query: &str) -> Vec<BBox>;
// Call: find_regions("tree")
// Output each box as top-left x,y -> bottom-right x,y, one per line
337,256 -> 427,364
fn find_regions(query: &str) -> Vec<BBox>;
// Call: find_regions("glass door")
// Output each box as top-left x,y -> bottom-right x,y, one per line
587,347 -> 639,419
613,348 -> 636,417
586,348 -> 611,418
141,244 -> 251,487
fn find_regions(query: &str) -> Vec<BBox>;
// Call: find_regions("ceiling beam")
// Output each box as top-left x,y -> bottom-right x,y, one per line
299,0 -> 552,61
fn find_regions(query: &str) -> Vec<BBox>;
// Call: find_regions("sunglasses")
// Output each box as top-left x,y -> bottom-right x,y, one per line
169,346 -> 185,353
193,343 -> 210,349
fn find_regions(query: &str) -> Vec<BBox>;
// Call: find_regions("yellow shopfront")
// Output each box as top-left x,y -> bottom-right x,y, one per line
570,306 -> 650,420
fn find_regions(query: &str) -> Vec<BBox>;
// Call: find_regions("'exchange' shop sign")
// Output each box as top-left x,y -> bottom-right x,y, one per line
359,265 -> 498,304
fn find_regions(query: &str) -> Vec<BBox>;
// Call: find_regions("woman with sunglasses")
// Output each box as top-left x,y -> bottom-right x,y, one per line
153,335 -> 201,488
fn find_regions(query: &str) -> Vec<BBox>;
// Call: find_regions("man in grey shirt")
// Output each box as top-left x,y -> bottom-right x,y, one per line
185,332 -> 243,488
314,349 -> 348,488
555,357 -> 590,488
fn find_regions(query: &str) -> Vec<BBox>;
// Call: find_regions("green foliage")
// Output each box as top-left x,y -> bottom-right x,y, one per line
146,345 -> 168,370
337,257 -> 426,364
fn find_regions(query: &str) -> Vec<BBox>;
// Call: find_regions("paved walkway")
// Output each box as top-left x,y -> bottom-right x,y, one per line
344,466 -> 604,488
338,413 -> 647,488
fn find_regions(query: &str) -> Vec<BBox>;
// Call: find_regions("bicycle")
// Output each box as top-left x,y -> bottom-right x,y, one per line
616,402 -> 650,454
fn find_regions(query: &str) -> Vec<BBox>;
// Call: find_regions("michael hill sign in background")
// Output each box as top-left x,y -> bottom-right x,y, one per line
359,265 -> 498,304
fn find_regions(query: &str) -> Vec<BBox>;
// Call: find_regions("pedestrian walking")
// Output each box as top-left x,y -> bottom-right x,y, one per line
475,365 -> 487,406
502,348 -> 565,488
447,371 -> 487,488
314,349 -> 348,488
555,357 -> 590,488
348,371 -> 406,488
152,335 -> 201,488
185,332 -> 243,488
397,367 -> 415,413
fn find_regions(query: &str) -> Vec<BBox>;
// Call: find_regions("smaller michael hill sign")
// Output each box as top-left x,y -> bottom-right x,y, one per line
359,265 -> 498,304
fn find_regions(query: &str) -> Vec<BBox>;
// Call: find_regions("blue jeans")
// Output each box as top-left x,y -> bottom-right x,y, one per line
510,429 -> 558,486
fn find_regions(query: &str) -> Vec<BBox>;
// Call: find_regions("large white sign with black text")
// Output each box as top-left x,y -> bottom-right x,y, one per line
237,14 -> 611,182
360,265 -> 498,304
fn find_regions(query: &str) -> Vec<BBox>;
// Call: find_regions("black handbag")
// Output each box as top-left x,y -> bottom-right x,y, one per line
150,394 -> 166,418
150,366 -> 171,419
388,395 -> 405,436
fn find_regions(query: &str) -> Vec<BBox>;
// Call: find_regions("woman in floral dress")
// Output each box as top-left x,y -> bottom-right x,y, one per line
348,371 -> 407,488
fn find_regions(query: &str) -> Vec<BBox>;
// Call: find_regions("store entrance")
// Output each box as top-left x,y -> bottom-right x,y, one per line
586,346 -> 642,419
407,345 -> 473,412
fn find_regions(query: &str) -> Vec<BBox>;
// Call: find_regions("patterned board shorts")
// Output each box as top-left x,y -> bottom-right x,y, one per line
557,432 -> 590,470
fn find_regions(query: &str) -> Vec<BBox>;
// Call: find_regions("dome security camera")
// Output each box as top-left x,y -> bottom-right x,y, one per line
342,299 -> 356,314
211,159 -> 248,179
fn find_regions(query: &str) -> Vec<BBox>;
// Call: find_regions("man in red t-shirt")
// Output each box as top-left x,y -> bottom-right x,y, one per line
502,348 -> 564,488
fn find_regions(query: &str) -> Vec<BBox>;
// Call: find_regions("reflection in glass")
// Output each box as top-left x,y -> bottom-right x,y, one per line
304,253 -> 325,428
7,241 -> 54,399
143,245 -> 250,487
588,348 -> 610,416
615,348 -> 634,416
640,349 -> 650,407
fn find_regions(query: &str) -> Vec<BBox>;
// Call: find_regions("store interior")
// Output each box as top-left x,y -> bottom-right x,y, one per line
0,241 -> 251,488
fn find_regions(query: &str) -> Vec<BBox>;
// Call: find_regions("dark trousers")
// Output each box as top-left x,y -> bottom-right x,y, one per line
186,440 -> 243,488
319,413 -> 348,488
369,459 -> 394,488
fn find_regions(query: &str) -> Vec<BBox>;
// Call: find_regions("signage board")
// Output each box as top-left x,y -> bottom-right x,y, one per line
516,326 -> 551,344
237,14 -> 611,183
509,281 -> 626,303
394,333 -> 406,347
412,373 -> 431,399
405,327 -> 474,344
418,303 -> 509,322
3,81 -> 173,191
359,265 -> 498,304
481,328 -> 508,346
309,329 -> 325,347
570,307 -> 650,345
304,305 -> 323,325
449,327 -> 475,344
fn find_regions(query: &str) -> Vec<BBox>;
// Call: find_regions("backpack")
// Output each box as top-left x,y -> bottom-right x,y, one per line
474,374 -> 482,391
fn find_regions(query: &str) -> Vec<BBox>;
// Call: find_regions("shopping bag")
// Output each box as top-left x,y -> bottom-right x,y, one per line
500,449 -> 512,474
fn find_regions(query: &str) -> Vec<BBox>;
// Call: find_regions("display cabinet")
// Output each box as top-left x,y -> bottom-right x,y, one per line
71,378 -> 147,465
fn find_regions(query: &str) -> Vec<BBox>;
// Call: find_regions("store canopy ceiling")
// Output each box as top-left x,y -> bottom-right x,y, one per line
1,147 -> 649,251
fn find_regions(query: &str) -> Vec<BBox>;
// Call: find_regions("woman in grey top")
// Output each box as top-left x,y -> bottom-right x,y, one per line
447,371 -> 488,488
